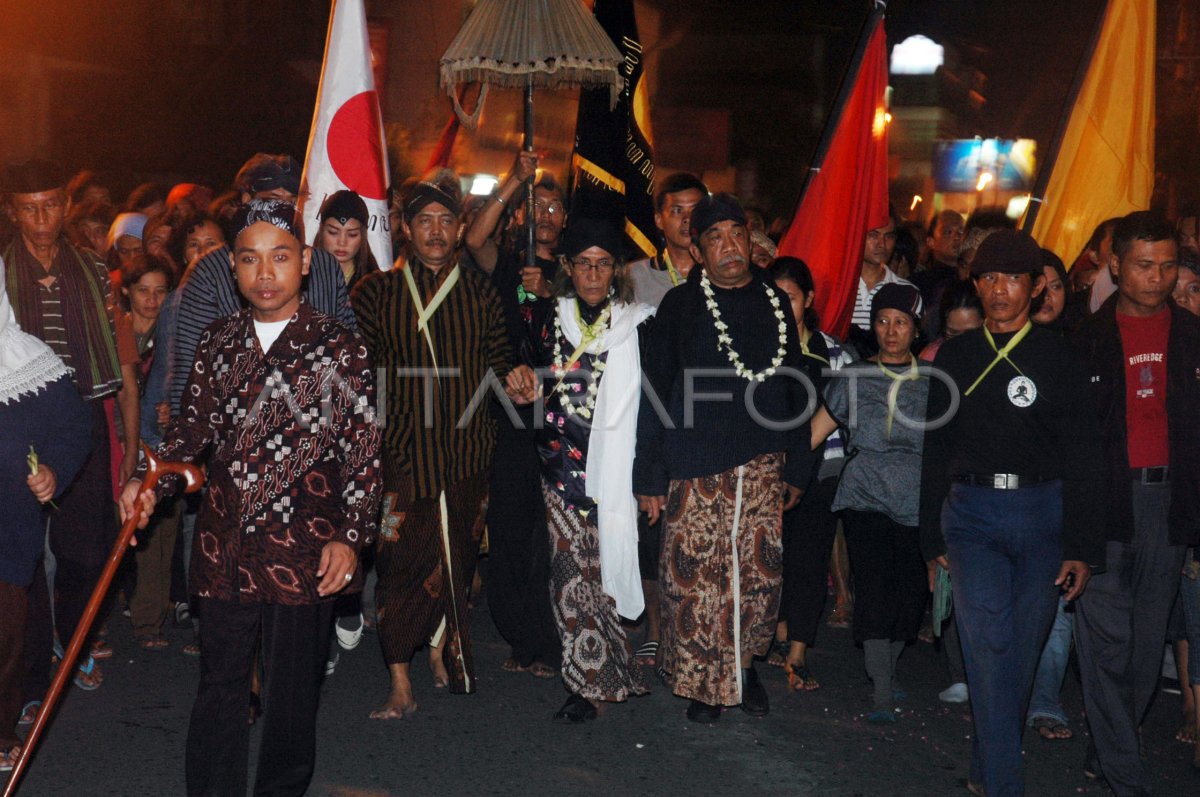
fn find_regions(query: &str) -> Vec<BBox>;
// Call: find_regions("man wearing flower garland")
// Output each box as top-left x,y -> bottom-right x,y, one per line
633,192 -> 814,723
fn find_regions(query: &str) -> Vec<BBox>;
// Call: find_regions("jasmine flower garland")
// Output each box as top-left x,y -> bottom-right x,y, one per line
551,304 -> 610,419
700,270 -> 788,382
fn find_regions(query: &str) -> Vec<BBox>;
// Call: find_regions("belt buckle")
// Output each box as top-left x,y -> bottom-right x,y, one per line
1142,466 -> 1168,485
993,473 -> 1011,490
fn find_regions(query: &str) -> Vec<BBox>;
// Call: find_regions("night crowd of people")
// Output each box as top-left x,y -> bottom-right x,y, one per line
0,148 -> 1198,797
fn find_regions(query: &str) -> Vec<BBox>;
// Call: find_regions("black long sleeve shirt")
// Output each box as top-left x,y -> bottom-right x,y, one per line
919,324 -> 1104,565
632,270 -> 815,495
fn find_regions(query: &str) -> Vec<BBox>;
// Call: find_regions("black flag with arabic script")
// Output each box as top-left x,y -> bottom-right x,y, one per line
569,0 -> 656,259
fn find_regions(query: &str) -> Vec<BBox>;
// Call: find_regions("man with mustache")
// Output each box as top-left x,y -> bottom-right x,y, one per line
352,174 -> 511,719
633,192 -> 814,723
921,230 -> 1104,796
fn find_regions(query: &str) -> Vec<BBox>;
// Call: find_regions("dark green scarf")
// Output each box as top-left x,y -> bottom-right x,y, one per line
4,237 -> 123,400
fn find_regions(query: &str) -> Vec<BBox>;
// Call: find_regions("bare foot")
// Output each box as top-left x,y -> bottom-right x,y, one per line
370,683 -> 417,720
502,657 -> 529,673
430,650 -> 450,689
528,661 -> 557,679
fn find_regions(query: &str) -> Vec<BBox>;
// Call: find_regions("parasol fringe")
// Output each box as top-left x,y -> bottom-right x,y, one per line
439,0 -> 623,112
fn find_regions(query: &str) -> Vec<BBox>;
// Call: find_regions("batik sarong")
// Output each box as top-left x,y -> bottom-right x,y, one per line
660,452 -> 785,706
544,484 -> 648,702
376,465 -> 488,694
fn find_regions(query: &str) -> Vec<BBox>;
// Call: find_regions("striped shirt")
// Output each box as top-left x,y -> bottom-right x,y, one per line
351,259 -> 511,502
850,266 -> 920,330
169,246 -> 356,413
35,266 -> 73,370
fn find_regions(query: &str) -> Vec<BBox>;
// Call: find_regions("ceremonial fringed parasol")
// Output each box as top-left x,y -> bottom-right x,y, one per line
439,0 -> 624,269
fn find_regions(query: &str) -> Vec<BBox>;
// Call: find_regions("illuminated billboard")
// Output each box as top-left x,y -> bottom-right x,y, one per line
933,138 -> 1037,192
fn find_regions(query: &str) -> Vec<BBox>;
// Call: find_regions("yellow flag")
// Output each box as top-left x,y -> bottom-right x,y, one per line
1030,0 -> 1154,266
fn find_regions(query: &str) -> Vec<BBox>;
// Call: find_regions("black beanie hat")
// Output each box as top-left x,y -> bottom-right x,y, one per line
870,282 -> 923,326
2,159 -> 67,195
561,218 -> 623,260
970,229 -> 1043,277
689,192 -> 745,244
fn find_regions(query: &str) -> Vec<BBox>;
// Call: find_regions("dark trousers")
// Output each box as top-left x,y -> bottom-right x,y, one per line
944,481 -> 1063,797
0,581 -> 28,750
779,477 -> 840,644
21,558 -> 51,705
1075,481 -> 1184,796
485,428 -> 559,667
23,401 -> 112,695
185,597 -> 333,797
841,510 -> 926,644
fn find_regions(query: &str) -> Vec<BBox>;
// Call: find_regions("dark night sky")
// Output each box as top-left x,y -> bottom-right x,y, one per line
1,0 -> 1114,214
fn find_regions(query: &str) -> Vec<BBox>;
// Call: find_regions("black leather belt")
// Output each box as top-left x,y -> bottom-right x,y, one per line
952,473 -> 1049,490
1131,466 -> 1169,485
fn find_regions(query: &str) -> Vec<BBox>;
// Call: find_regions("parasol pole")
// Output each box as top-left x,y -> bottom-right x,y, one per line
3,447 -> 205,797
524,82 -> 536,271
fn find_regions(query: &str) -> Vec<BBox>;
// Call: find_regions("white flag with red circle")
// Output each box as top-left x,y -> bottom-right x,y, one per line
298,0 -> 392,271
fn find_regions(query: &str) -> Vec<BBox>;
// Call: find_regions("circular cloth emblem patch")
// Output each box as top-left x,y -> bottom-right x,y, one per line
1007,375 -> 1037,408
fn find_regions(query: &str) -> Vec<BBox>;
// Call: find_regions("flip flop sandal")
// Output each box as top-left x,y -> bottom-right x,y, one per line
766,639 -> 788,668
18,700 -> 41,726
90,639 -> 114,659
73,655 -> 102,691
786,663 -> 820,691
0,745 -> 22,773
634,641 -> 659,666
1032,716 -> 1072,740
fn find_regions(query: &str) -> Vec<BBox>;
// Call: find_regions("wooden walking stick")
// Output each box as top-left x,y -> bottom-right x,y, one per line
3,446 -> 203,797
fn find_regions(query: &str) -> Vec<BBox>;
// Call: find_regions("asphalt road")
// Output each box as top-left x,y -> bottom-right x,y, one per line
5,586 -> 1197,797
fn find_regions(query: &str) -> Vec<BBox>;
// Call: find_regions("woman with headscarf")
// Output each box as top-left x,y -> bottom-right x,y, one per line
505,219 -> 655,722
104,211 -> 147,276
0,257 -> 92,770
811,283 -> 930,724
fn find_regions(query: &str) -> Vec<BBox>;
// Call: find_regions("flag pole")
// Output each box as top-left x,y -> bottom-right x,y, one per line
786,2 -> 885,221
1020,0 -> 1111,232
524,83 -> 536,271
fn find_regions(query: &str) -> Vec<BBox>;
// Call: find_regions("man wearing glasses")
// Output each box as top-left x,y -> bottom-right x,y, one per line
463,152 -> 570,682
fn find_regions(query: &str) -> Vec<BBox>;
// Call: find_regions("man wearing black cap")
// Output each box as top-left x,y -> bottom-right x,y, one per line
633,192 -> 814,723
1069,211 -> 1200,794
120,199 -> 380,796
167,153 -> 357,418
352,174 -> 511,719
921,229 -> 1103,796
2,159 -> 141,696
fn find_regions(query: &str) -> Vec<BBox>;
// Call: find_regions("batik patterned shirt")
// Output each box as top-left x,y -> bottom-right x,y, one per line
143,301 -> 381,605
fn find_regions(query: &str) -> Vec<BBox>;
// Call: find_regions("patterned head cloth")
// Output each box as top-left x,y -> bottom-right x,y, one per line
231,199 -> 302,243
403,178 -> 462,221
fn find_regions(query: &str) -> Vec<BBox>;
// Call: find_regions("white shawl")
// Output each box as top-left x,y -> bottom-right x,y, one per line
0,255 -> 71,405
557,296 -> 655,619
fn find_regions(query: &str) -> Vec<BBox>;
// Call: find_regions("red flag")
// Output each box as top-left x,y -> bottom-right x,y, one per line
777,13 -> 889,340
